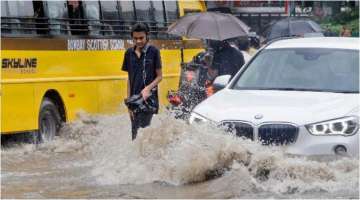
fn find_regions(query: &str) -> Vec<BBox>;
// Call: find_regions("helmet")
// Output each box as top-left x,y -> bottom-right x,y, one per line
124,94 -> 157,114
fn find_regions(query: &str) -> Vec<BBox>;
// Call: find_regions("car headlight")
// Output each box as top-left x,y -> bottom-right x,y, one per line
189,112 -> 208,124
306,116 -> 359,136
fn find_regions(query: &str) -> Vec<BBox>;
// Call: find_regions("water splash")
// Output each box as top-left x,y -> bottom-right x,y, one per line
2,112 -> 359,197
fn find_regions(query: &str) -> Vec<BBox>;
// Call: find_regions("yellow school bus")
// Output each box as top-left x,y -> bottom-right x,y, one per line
1,0 -> 205,141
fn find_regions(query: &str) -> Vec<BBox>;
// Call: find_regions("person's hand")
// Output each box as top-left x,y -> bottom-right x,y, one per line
141,87 -> 151,100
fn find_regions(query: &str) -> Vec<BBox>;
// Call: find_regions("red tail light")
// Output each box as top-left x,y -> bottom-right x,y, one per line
206,86 -> 214,97
168,94 -> 182,106
205,80 -> 214,97
186,71 -> 195,82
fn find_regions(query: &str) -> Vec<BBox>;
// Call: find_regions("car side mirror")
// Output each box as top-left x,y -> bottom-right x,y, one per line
213,75 -> 231,90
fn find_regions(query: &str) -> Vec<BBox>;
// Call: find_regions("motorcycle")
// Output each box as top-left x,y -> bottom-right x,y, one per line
167,52 -> 211,120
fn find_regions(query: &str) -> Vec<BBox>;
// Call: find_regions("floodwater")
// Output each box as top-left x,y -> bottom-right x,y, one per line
1,113 -> 359,199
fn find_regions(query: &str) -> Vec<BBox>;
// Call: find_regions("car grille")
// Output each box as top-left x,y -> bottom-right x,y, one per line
258,124 -> 299,145
220,121 -> 298,145
220,121 -> 254,140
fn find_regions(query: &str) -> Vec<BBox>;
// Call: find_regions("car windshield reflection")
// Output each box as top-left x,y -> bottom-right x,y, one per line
232,48 -> 359,93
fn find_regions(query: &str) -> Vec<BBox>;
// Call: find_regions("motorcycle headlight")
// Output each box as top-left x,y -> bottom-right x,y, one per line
306,116 -> 359,136
189,112 -> 208,124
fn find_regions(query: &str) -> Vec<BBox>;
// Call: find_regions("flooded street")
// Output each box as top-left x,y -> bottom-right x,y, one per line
1,113 -> 359,199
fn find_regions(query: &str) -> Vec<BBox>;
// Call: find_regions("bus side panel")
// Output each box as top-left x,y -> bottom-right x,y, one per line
158,49 -> 182,106
161,49 -> 182,75
98,79 -> 126,114
178,0 -> 206,16
1,83 -> 37,133
34,81 -> 99,124
63,81 -> 99,121
97,51 -> 126,114
183,49 -> 204,63
27,50 -> 123,123
1,46 -> 204,133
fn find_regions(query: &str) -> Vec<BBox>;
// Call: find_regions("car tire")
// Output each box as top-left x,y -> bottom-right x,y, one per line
37,98 -> 62,143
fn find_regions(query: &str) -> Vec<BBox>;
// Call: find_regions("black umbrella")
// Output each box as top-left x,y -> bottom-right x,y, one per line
167,12 -> 250,41
263,17 -> 323,42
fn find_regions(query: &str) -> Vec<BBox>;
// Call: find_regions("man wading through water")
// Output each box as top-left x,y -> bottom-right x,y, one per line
122,23 -> 162,140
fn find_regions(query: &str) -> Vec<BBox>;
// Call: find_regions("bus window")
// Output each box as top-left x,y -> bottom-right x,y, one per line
44,1 -> 69,35
1,1 -> 8,17
151,1 -> 167,39
99,1 -> 119,36
1,1 -> 13,35
134,1 -> 154,38
134,1 -> 152,22
67,0 -> 87,35
6,1 -> 36,35
164,0 -> 179,23
164,1 -> 180,39
33,1 -> 48,35
118,1 -> 136,38
82,1 -> 101,36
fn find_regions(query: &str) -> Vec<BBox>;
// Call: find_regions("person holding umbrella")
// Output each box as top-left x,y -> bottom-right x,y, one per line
168,11 -> 250,81
167,12 -> 250,107
208,39 -> 245,80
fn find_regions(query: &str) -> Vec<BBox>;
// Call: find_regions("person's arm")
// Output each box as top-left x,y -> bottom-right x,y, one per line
236,51 -> 245,70
141,48 -> 162,100
207,67 -> 218,81
122,50 -> 133,117
142,68 -> 162,100
207,52 -> 220,81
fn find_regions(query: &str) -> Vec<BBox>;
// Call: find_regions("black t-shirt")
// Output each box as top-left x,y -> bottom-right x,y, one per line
122,44 -> 162,113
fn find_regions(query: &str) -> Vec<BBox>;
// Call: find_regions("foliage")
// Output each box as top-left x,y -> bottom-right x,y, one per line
319,7 -> 359,36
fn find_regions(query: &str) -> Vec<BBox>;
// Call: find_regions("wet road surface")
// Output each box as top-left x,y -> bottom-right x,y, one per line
2,113 -> 359,198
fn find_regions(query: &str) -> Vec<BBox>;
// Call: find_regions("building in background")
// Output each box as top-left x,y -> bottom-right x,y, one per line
204,1 -> 359,35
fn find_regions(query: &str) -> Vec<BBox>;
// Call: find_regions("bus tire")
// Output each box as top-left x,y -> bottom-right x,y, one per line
37,98 -> 62,143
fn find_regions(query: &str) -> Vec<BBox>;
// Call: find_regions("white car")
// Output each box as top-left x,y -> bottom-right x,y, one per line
189,37 -> 359,157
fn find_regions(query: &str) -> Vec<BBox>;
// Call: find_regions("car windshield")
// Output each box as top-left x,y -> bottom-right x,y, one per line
232,48 -> 359,93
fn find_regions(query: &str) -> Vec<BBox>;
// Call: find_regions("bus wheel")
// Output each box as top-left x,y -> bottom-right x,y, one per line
38,98 -> 62,143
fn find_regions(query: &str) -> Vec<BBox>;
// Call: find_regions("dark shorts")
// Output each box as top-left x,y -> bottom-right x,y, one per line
130,112 -> 153,140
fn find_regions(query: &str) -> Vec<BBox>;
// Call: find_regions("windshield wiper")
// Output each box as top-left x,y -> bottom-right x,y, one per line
267,88 -> 307,91
329,90 -> 359,94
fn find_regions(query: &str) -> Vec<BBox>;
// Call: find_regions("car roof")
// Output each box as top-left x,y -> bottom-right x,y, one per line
266,37 -> 360,50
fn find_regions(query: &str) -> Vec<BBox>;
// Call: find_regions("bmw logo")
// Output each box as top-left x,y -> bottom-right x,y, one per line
254,114 -> 263,119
